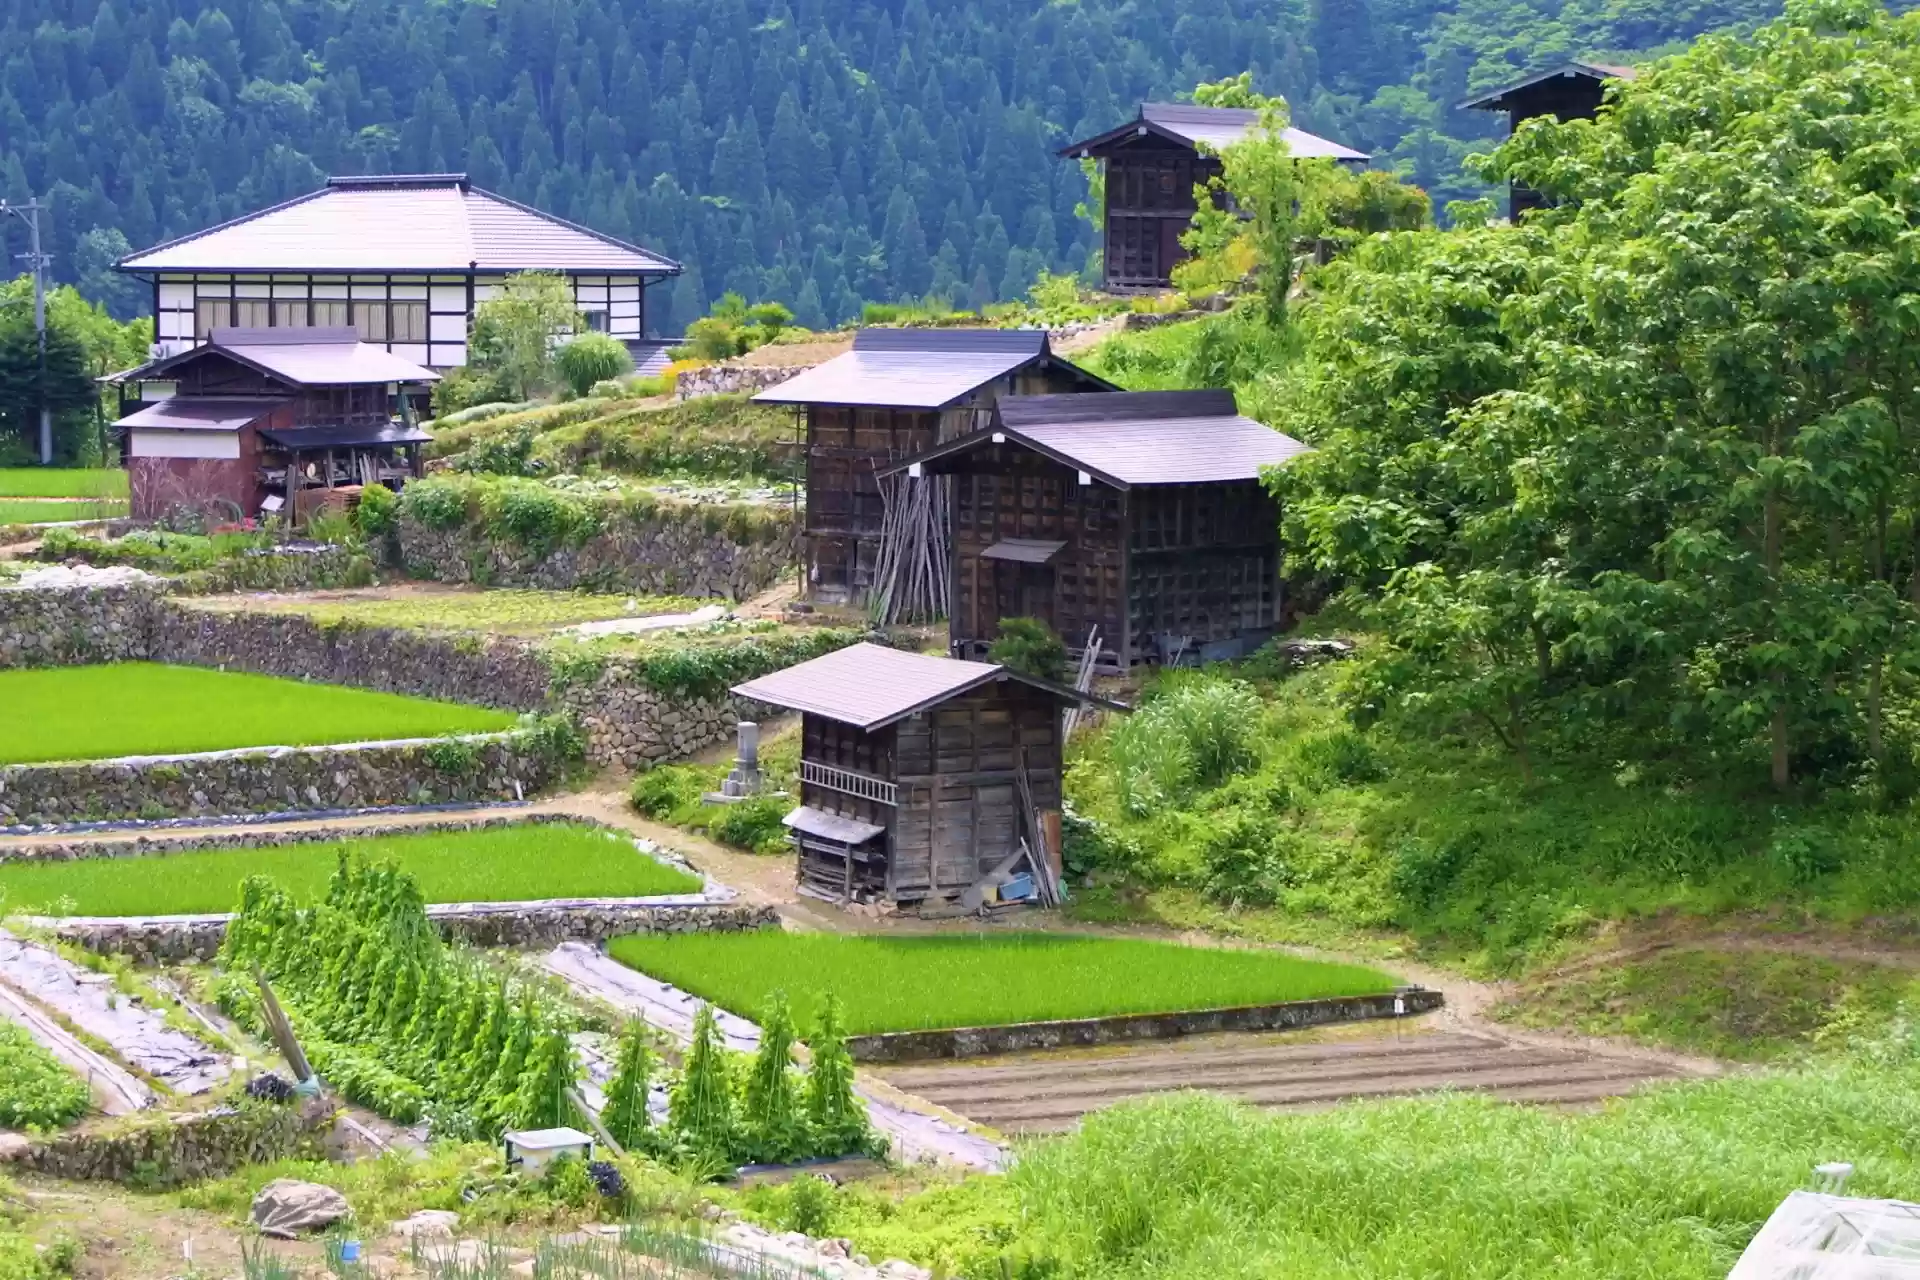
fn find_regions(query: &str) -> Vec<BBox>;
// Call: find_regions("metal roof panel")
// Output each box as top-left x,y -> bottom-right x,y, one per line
114,397 -> 287,432
753,328 -> 1056,408
782,806 -> 886,845
1458,61 -> 1639,111
208,329 -> 441,386
258,423 -> 434,451
732,642 -> 1005,729
119,176 -> 678,275
1061,104 -> 1368,162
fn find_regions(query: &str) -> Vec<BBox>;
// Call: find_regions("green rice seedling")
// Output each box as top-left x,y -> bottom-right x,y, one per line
0,663 -> 516,765
0,823 -> 698,917
608,930 -> 1397,1035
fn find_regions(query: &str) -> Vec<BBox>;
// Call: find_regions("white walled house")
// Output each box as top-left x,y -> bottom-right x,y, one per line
116,174 -> 681,370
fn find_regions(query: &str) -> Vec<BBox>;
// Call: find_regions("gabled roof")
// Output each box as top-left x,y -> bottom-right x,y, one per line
880,390 -> 1310,488
138,328 -> 440,388
115,397 -> 286,432
1458,61 -> 1638,111
1060,103 -> 1368,164
752,328 -> 1114,410
118,174 -> 681,276
733,642 -> 1115,731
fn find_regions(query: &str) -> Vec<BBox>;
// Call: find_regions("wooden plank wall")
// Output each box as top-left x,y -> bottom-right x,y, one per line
948,445 -> 1124,656
796,713 -> 898,895
805,405 -> 940,601
892,682 -> 1063,899
1127,480 -> 1281,655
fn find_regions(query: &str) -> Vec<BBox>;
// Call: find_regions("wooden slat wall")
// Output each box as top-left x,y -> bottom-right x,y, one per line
948,445 -> 1124,657
1127,480 -> 1281,655
805,405 -> 940,602
796,713 -> 897,894
891,682 -> 1063,899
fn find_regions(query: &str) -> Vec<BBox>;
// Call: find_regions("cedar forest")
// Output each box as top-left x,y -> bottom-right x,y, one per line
0,0 -> 1825,328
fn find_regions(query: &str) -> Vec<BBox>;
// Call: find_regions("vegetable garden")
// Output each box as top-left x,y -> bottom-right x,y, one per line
606,930 -> 1399,1035
216,857 -> 881,1168
0,823 -> 701,917
0,663 -> 518,764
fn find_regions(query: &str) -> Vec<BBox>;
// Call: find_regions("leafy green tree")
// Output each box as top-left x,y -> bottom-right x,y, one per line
469,272 -> 582,401
989,617 -> 1068,683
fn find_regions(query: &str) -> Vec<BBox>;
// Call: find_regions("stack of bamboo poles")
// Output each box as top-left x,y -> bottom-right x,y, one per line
870,471 -> 952,625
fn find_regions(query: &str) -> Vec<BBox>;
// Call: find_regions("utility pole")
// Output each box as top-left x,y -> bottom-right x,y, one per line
0,198 -> 52,465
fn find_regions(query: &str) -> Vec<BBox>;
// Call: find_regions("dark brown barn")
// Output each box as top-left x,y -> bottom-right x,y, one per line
1459,62 -> 1638,218
110,328 -> 437,523
734,642 -> 1116,906
753,329 -> 1111,616
1060,103 -> 1368,292
883,390 -> 1308,670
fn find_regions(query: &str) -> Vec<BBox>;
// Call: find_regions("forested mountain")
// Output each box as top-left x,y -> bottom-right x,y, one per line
2,0 -> 1797,330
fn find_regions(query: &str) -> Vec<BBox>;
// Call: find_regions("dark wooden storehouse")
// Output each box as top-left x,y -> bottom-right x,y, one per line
109,327 -> 437,523
1459,62 -> 1638,218
882,390 -> 1309,669
1060,103 -> 1368,292
753,329 -> 1111,615
734,642 -> 1116,905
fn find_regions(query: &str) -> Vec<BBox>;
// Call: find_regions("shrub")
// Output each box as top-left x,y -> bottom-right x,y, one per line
1290,727 -> 1384,788
432,363 -> 517,418
1198,810 -> 1293,907
556,333 -> 635,398
1156,678 -> 1263,786
454,425 -> 542,476
989,616 -> 1068,683
706,796 -> 790,856
354,482 -> 397,537
1061,806 -> 1145,881
397,477 -> 470,530
0,1020 -> 88,1130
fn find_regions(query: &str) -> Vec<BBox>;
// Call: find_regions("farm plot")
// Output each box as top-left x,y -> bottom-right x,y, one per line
606,930 -> 1399,1035
0,822 -> 702,916
0,498 -> 126,524
182,584 -> 719,637
0,468 -> 127,498
0,663 -> 517,764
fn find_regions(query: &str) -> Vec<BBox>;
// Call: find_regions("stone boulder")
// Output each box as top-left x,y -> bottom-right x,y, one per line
251,1178 -> 350,1238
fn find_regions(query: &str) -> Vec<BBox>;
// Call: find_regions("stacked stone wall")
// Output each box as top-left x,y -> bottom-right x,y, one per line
0,582 -> 164,669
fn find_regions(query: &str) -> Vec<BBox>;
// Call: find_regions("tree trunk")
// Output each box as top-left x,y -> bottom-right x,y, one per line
1771,699 -> 1790,791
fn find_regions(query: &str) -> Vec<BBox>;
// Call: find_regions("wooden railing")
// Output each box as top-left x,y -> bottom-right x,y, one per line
801,760 -> 898,806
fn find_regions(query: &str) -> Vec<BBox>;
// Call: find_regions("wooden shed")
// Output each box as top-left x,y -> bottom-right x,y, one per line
1059,104 -> 1368,292
752,329 -> 1111,617
732,642 -> 1116,906
1459,62 -> 1638,218
883,390 -> 1309,669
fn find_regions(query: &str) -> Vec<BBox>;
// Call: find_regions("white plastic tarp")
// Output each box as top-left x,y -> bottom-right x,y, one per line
1729,1191 -> 1920,1279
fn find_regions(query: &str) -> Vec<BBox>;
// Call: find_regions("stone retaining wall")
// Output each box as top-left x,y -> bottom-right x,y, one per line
394,506 -> 799,600
56,900 -> 778,962
675,362 -> 819,400
0,810 -> 579,864
0,733 -> 556,826
844,988 -> 1447,1063
0,1099 -> 331,1187
0,581 -> 164,669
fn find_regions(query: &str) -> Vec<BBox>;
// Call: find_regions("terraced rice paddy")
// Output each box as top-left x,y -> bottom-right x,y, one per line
607,929 -> 1398,1034
0,662 -> 517,764
0,822 -> 702,916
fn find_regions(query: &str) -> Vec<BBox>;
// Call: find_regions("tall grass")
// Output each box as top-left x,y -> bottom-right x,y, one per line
1007,1069 -> 1920,1279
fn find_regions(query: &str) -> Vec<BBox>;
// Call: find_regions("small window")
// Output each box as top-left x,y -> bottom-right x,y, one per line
234,299 -> 270,328
312,300 -> 349,328
354,301 -> 389,342
583,309 -> 610,333
390,302 -> 427,342
273,300 -> 308,327
194,299 -> 228,338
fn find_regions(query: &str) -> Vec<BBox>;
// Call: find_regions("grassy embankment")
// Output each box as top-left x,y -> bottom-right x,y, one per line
607,929 -> 1396,1034
1059,644 -> 1920,1062
0,662 -> 516,764
0,822 -> 699,916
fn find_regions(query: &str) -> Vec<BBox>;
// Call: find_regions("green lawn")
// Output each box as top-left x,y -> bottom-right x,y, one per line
0,663 -> 517,764
0,468 -> 127,498
607,930 -> 1398,1035
0,822 -> 700,916
0,498 -> 127,524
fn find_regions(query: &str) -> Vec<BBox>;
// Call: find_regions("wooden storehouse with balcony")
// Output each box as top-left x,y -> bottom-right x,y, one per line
1459,62 -> 1638,218
109,327 -> 438,523
733,642 -> 1119,906
882,390 -> 1309,669
753,329 -> 1111,615
1060,103 -> 1368,292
